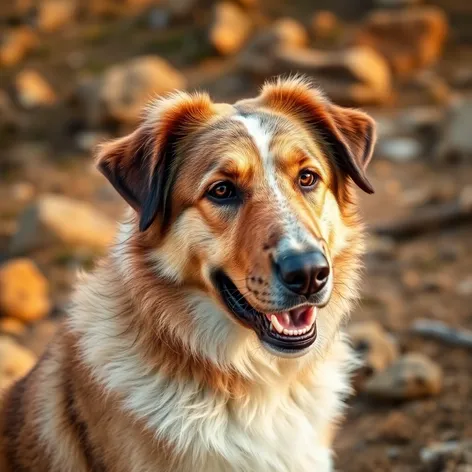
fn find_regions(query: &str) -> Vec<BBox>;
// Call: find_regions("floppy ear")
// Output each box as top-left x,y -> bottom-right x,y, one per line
253,77 -> 376,194
96,92 -> 215,232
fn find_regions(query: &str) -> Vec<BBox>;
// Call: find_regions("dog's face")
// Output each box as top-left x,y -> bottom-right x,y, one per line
97,78 -> 375,360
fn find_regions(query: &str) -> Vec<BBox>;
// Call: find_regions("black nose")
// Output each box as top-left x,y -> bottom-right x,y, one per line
275,251 -> 330,297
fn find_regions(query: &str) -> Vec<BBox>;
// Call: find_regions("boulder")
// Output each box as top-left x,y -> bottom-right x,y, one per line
15,70 -> 58,109
0,26 -> 38,67
375,0 -> 423,5
356,7 -> 448,78
22,319 -> 58,357
421,440 -> 472,470
10,194 -> 116,254
311,10 -> 340,42
36,0 -> 78,32
238,18 -> 309,76
0,337 -> 36,391
376,411 -> 415,444
437,97 -> 472,161
0,259 -> 50,323
161,0 -> 199,19
0,317 -> 26,337
85,56 -> 186,125
271,18 -> 308,49
377,136 -> 423,162
347,321 -> 399,376
209,2 -> 252,56
0,90 -> 20,132
271,46 -> 392,106
365,352 -> 442,400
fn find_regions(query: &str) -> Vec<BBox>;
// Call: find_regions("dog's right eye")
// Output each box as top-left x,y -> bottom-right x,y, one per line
207,181 -> 239,203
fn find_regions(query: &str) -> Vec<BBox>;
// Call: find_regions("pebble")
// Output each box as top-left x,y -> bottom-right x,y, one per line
0,336 -> 36,390
15,70 -> 57,109
0,259 -> 50,323
377,411 -> 415,443
10,194 -> 117,254
420,440 -> 472,468
347,321 -> 399,377
209,2 -> 252,55
365,353 -> 442,400
0,317 -> 26,337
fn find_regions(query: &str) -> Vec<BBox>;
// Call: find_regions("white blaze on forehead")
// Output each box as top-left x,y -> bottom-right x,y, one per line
233,114 -> 319,253
234,115 -> 272,166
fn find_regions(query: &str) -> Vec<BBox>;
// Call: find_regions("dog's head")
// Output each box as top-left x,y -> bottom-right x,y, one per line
97,77 -> 375,361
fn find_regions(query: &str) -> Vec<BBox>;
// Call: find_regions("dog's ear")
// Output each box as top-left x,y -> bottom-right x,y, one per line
96,92 -> 215,232
253,77 -> 376,194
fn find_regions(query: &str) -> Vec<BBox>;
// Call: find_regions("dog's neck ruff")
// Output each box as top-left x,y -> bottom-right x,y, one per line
71,253 -> 358,472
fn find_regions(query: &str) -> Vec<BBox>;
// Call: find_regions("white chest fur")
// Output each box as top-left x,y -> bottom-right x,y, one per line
92,335 -> 352,472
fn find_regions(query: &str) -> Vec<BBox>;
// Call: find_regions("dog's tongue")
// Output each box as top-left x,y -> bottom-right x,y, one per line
266,306 -> 317,331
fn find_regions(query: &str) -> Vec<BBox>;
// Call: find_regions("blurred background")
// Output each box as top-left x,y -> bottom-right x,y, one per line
0,0 -> 472,470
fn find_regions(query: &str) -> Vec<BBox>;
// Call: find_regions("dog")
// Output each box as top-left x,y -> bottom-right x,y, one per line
0,76 -> 376,472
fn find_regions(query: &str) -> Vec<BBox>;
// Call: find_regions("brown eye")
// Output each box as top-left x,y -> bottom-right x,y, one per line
207,181 -> 239,203
298,170 -> 319,189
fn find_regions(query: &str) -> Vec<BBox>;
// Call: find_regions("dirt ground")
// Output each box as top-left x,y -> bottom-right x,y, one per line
1,1 -> 472,470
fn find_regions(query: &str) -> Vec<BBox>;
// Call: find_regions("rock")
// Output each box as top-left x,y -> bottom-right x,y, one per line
0,317 -> 26,337
209,2 -> 252,56
10,182 -> 35,203
0,337 -> 36,390
457,276 -> 472,296
10,194 -> 117,254
355,7 -> 448,78
271,46 -> 392,106
162,0 -> 199,19
238,18 -> 309,76
421,440 -> 472,470
365,235 -> 396,259
75,130 -> 110,153
377,411 -> 415,443
22,319 -> 58,357
375,0 -> 422,5
407,71 -> 453,106
0,90 -> 20,132
15,70 -> 58,109
14,0 -> 34,16
0,26 -> 38,67
147,8 -> 171,30
89,56 -> 186,125
0,259 -> 50,323
410,319 -> 472,350
347,321 -> 399,378
365,353 -> 442,400
271,18 -> 308,49
36,0 -> 78,32
437,98 -> 472,162
311,10 -> 340,41
377,136 -> 423,162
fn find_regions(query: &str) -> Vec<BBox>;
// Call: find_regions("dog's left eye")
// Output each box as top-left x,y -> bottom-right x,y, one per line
298,170 -> 319,189
207,181 -> 238,203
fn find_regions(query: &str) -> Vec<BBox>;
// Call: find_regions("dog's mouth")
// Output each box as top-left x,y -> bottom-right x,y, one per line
212,270 -> 317,357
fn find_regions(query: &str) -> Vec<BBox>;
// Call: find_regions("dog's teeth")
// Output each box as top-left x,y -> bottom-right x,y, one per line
270,315 -> 284,334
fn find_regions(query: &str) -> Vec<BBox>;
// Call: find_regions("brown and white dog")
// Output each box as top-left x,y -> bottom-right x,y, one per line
0,76 -> 376,472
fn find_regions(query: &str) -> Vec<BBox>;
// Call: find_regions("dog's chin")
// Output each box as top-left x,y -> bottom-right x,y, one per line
211,270 -> 324,359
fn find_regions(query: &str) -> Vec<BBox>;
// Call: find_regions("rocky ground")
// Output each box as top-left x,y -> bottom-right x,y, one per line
1,0 -> 472,470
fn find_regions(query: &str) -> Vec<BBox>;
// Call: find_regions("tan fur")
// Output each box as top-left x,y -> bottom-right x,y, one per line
0,77 -> 376,472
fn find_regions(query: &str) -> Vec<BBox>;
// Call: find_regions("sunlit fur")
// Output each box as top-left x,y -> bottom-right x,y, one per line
0,77 -> 375,472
